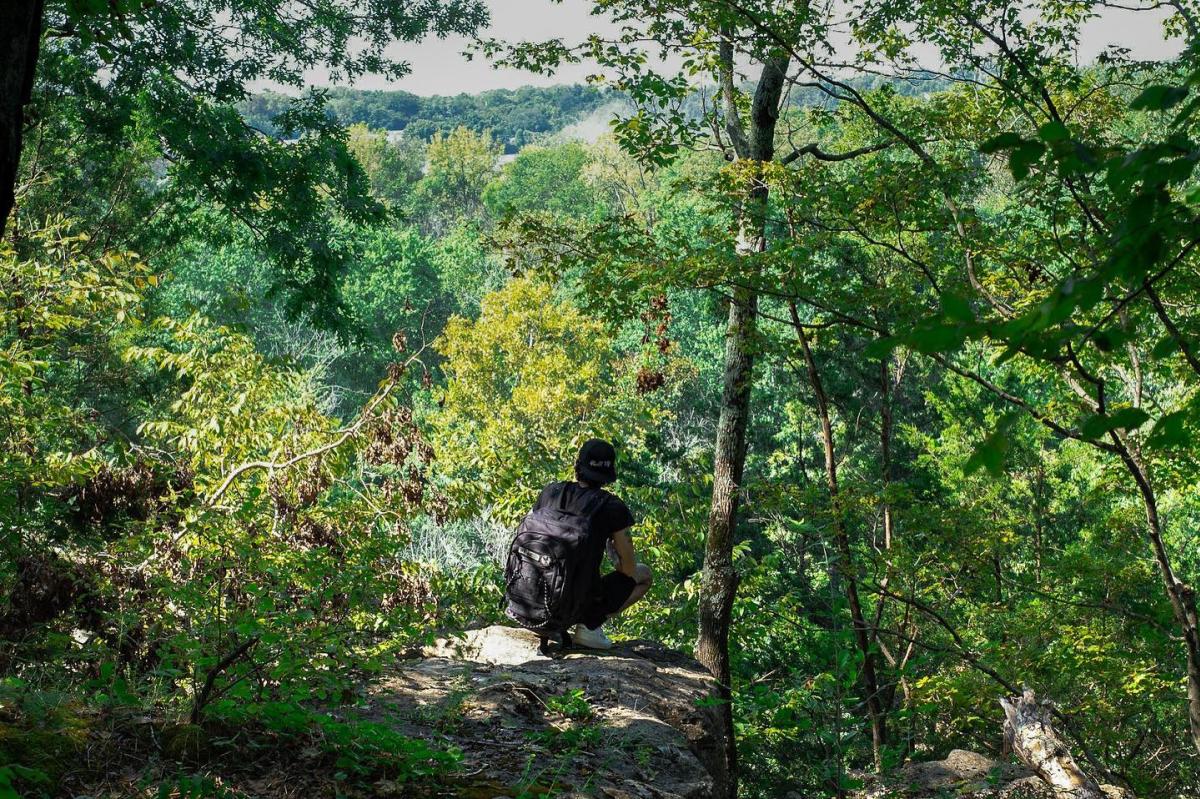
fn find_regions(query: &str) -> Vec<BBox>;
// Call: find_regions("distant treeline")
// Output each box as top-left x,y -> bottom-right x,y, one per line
240,85 -> 613,151
239,74 -> 950,152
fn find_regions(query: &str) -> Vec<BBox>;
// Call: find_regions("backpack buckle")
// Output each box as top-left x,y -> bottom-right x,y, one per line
518,546 -> 551,566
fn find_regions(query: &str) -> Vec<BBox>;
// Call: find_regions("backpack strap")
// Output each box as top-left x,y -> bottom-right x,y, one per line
554,480 -> 573,511
578,487 -> 608,519
554,481 -> 609,519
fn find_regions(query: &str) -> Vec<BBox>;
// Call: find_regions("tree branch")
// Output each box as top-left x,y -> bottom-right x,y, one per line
191,635 -> 261,724
207,346 -> 426,505
780,139 -> 894,165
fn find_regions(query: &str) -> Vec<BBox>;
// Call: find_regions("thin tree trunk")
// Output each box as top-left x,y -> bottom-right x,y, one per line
1110,437 -> 1200,755
994,552 -> 1004,604
1,0 -> 44,237
698,282 -> 756,799
1033,463 -> 1045,584
877,357 -> 914,760
695,43 -> 787,799
879,359 -> 895,550
790,301 -> 888,770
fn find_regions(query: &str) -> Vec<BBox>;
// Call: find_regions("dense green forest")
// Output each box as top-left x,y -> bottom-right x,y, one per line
3,0 -> 1200,797
239,85 -> 612,151
236,77 -> 945,152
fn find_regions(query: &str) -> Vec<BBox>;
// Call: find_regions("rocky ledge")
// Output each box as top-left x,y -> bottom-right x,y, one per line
855,749 -> 1132,799
366,625 -> 727,799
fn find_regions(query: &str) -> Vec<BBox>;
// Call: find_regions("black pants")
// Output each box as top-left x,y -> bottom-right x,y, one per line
579,572 -> 638,630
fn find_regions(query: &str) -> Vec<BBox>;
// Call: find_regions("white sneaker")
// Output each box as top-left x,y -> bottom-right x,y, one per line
571,624 -> 613,649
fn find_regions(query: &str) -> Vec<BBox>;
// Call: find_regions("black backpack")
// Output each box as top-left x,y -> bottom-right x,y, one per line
504,482 -> 607,654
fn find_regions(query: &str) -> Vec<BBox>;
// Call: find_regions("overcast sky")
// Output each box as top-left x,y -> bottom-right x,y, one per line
309,0 -> 1184,96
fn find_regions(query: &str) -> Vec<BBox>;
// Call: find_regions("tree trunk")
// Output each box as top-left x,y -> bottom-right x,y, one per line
697,281 -> 756,798
877,357 -> 915,760
1111,439 -> 1200,756
1001,689 -> 1105,799
879,359 -> 894,550
695,45 -> 787,799
791,302 -> 888,771
0,0 -> 44,237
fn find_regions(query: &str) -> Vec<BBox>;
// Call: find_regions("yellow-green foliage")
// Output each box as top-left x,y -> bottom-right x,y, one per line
119,309 -> 429,707
126,314 -> 336,497
413,127 -> 504,230
0,221 -> 149,494
428,276 -> 656,521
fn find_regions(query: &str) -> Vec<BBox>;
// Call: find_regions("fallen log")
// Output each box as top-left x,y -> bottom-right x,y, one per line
1000,689 -> 1105,799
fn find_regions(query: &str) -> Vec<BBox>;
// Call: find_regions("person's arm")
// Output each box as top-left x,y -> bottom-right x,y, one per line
611,528 -> 637,578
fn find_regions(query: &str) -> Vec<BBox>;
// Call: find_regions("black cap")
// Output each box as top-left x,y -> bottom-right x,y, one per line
575,438 -> 617,485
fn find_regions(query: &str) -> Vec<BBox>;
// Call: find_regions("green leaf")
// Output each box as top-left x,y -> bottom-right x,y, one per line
966,431 -> 1008,477
1081,407 -> 1150,439
940,293 -> 974,323
1130,84 -> 1189,111
1151,336 -> 1178,359
1073,276 -> 1104,311
864,336 -> 899,358
1080,415 -> 1108,439
965,415 -> 1018,477
1147,410 -> 1188,447
1091,330 -> 1115,352
1037,121 -> 1070,143
1091,328 -> 1132,353
1110,407 -> 1151,431
980,132 -> 1023,153
908,324 -> 966,354
1009,141 -> 1047,181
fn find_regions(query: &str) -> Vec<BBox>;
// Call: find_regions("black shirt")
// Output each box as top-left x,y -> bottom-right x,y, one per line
533,481 -> 635,546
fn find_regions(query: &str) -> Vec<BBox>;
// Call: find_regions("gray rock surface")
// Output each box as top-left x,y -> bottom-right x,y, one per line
365,625 -> 727,798
855,749 -> 1133,799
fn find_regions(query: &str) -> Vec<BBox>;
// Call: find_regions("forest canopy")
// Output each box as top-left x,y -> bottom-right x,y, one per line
3,1 -> 1200,798
239,85 -> 612,152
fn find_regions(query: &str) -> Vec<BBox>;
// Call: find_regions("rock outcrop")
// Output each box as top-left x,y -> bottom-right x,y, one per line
367,625 -> 727,799
856,690 -> 1134,799
855,749 -> 1132,799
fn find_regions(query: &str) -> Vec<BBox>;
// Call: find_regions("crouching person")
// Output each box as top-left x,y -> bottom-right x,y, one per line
504,438 -> 653,651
